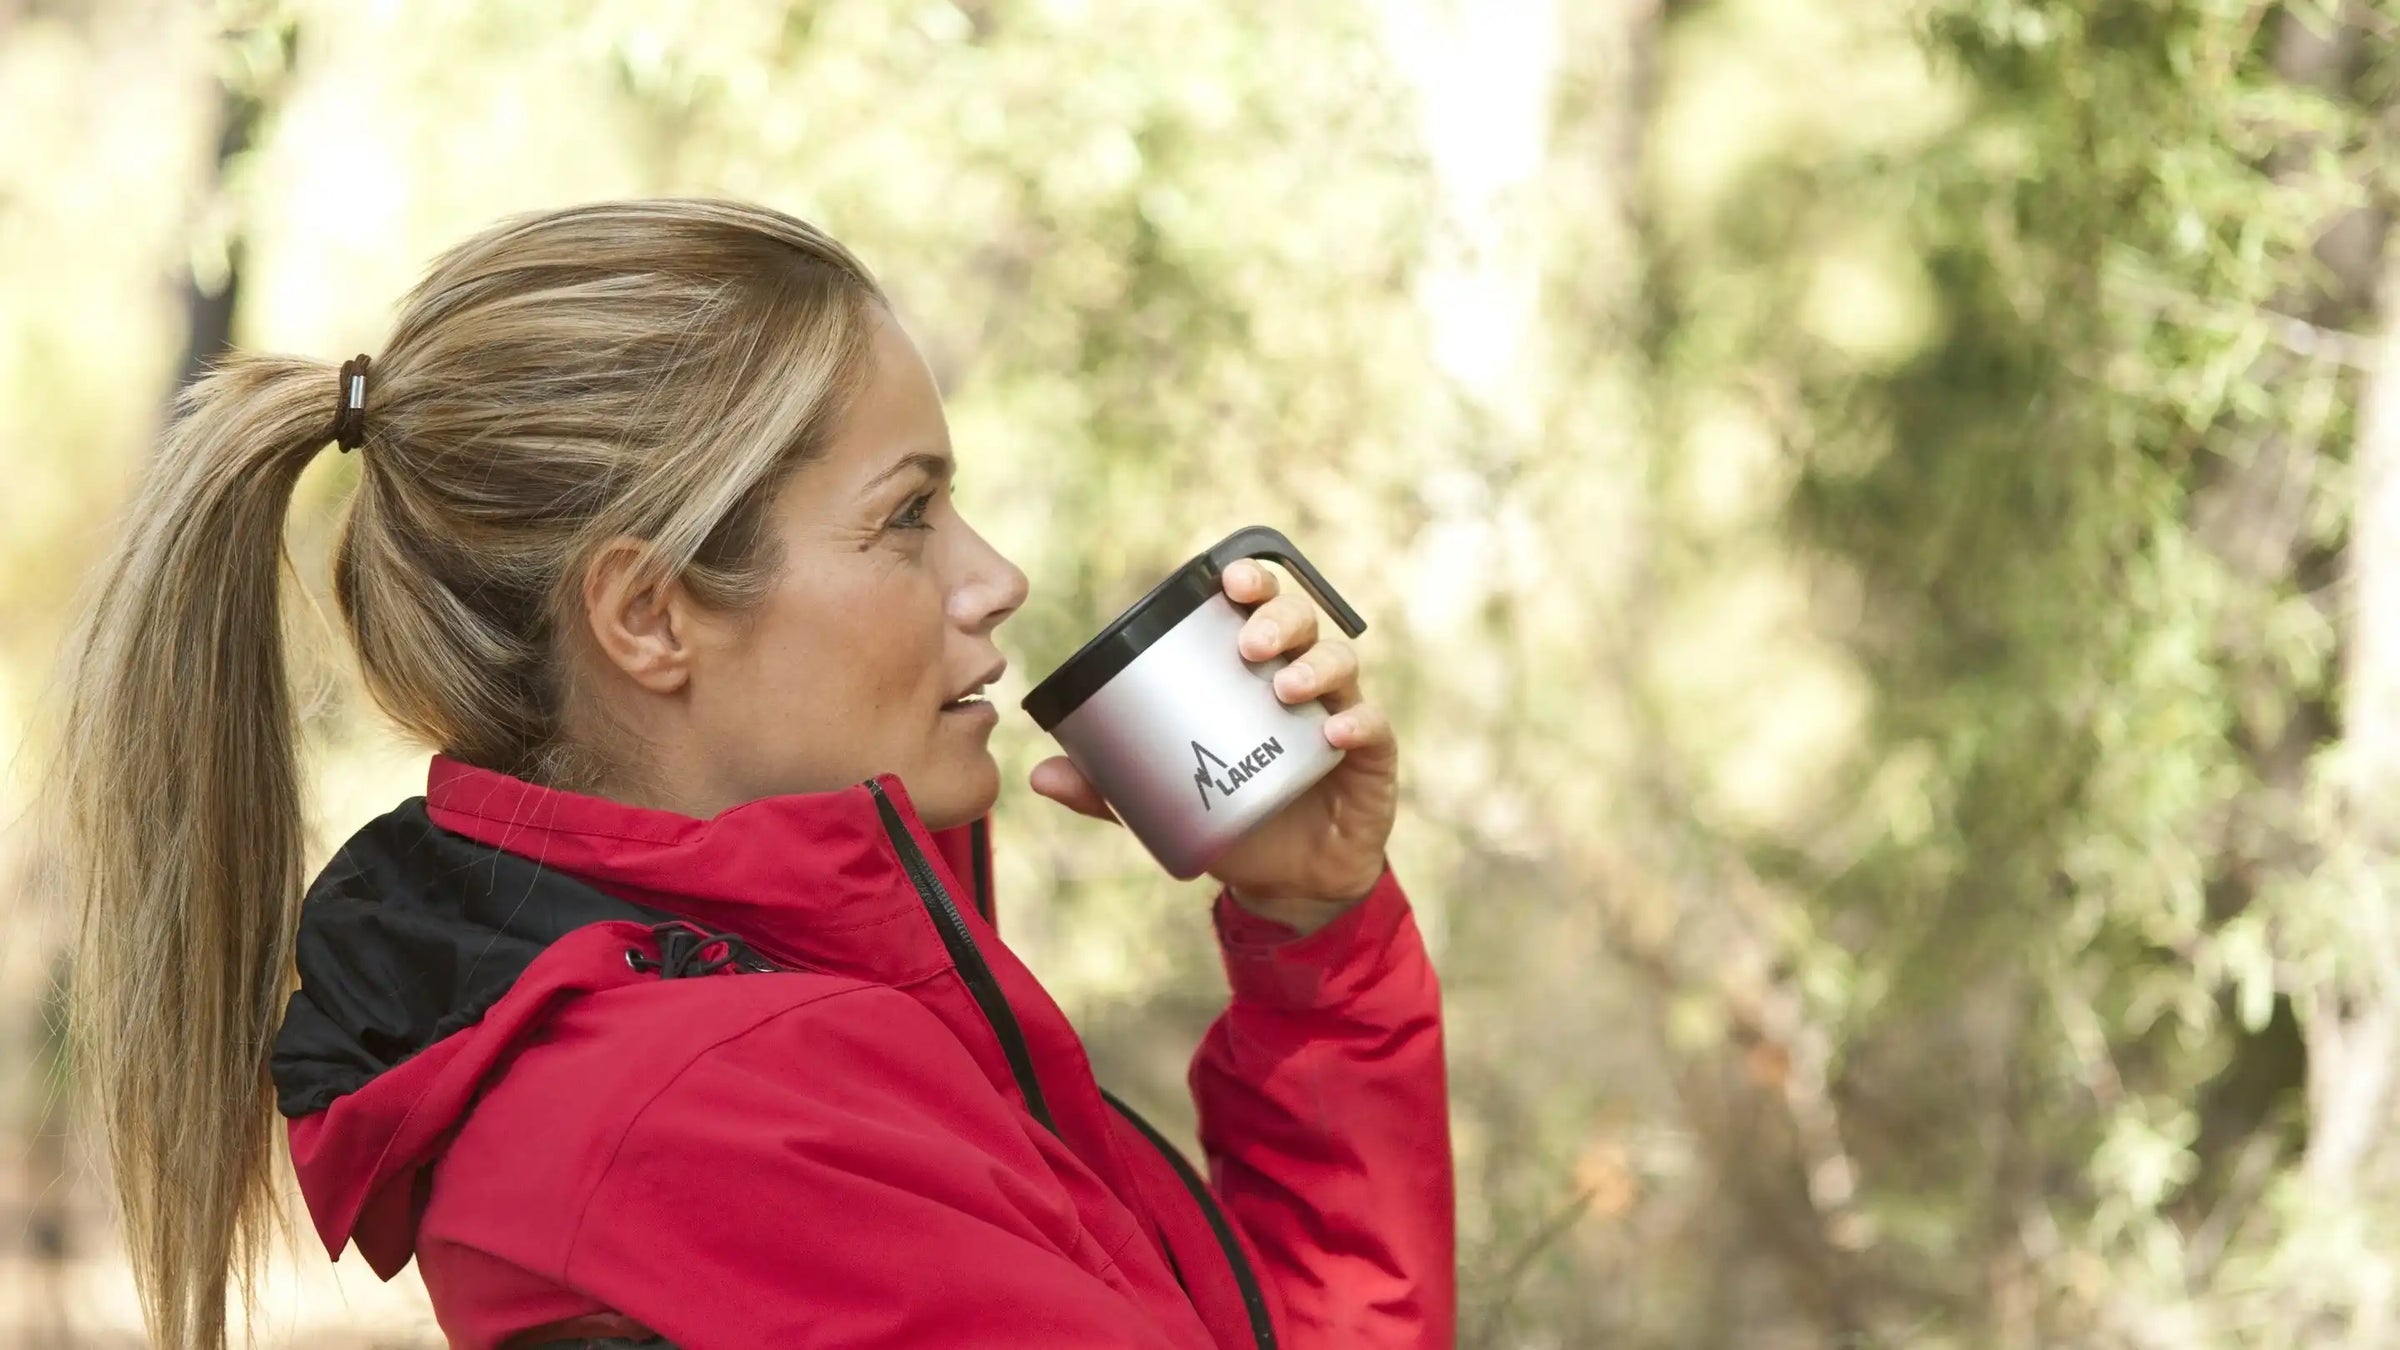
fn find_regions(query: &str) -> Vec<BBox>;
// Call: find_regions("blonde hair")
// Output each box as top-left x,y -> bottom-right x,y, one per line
54,198 -> 883,1348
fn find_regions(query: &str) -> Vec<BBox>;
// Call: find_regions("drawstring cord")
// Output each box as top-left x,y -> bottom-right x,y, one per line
624,921 -> 771,979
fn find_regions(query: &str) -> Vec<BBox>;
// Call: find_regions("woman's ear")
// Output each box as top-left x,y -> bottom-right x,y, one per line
582,538 -> 696,695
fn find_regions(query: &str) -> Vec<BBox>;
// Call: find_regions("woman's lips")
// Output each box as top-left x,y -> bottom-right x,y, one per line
941,696 -> 999,723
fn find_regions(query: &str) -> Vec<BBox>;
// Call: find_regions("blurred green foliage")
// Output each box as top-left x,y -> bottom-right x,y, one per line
5,0 -> 2400,1345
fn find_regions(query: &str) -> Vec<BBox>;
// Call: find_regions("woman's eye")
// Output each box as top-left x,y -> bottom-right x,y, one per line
893,492 -> 935,531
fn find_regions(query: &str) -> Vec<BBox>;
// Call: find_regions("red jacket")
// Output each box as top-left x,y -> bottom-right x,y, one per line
271,756 -> 1454,1348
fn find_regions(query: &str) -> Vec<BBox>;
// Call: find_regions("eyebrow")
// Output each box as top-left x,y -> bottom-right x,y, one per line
864,450 -> 955,494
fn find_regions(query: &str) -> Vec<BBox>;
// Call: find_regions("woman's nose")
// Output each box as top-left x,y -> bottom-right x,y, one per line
949,525 -> 1029,632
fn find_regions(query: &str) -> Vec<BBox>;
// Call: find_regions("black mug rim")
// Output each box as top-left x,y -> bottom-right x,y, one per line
1019,554 -> 1227,732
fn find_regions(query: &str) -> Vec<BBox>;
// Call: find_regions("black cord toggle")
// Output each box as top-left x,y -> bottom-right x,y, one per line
624,921 -> 771,980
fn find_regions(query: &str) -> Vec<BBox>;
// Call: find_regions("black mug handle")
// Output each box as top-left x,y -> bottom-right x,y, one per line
1203,526 -> 1368,638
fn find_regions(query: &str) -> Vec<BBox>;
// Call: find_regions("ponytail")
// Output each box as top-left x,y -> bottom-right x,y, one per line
57,355 -> 336,1349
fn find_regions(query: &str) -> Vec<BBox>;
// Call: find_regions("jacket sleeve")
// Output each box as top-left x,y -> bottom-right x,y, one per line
560,984 -> 1205,1350
1191,866 -> 1456,1348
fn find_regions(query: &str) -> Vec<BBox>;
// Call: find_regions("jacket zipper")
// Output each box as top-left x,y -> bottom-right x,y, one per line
969,816 -> 993,923
869,782 -> 1272,1348
867,779 -> 1057,1136
1101,1088 -> 1279,1350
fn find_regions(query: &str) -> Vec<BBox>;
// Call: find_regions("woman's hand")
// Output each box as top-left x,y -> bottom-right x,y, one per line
1028,560 -> 1398,935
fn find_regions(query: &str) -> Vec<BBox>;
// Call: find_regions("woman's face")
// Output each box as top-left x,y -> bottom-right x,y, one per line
581,306 -> 1029,829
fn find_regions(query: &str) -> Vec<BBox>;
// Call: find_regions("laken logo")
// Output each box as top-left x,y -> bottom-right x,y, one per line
1191,736 -> 1286,812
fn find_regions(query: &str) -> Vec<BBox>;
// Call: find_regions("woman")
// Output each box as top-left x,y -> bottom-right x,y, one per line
57,199 -> 1451,1349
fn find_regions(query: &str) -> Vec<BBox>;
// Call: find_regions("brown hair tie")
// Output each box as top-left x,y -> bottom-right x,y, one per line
332,354 -> 372,452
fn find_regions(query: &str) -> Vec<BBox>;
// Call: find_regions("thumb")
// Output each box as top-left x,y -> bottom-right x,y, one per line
1029,756 -> 1121,824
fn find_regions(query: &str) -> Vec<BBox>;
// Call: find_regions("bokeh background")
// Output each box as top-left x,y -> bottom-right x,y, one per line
5,0 -> 2400,1345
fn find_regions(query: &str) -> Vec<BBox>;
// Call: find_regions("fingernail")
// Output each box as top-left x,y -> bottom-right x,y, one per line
1251,622 -> 1278,651
1275,666 -> 1305,697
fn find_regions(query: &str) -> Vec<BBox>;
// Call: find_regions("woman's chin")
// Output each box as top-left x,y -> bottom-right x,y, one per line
915,753 -> 1000,831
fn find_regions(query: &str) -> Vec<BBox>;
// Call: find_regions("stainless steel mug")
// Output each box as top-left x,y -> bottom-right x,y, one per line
1022,526 -> 1369,880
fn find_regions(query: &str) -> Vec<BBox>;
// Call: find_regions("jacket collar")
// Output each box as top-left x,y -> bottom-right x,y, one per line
423,753 -> 995,981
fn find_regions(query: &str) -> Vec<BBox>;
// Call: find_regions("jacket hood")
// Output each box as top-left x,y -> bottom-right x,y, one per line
271,754 -> 993,1276
271,801 -> 674,1118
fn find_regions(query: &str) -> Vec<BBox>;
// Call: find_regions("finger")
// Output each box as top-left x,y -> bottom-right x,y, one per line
1027,756 -> 1121,824
1271,638 -> 1362,711
1239,594 -> 1321,662
1323,701 -> 1397,766
1222,559 -> 1281,605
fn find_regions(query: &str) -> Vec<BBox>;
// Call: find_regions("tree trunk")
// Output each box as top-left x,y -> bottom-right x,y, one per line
2171,1 -> 2389,1204
171,47 -> 279,390
2299,0 -> 2399,1199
